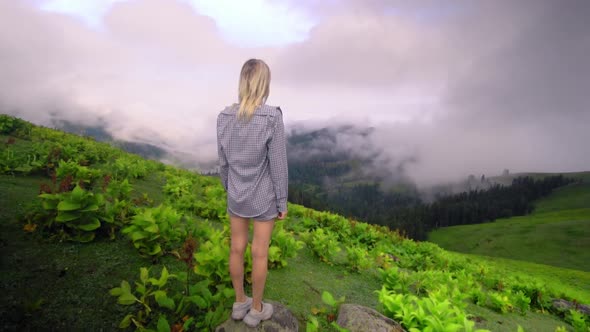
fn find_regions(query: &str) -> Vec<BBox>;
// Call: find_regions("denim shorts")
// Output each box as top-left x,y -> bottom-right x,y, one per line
227,205 -> 278,222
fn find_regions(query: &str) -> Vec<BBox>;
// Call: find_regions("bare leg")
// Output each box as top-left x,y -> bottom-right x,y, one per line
230,215 -> 250,303
251,219 -> 275,311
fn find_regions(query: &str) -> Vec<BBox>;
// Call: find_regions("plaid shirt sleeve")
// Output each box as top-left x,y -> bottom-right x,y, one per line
216,115 -> 229,191
268,108 -> 288,212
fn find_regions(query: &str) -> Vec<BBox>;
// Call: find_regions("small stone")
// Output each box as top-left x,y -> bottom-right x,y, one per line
336,304 -> 405,332
215,301 -> 298,332
552,299 -> 590,316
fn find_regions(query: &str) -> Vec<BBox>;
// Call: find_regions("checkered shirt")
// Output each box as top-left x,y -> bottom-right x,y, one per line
216,103 -> 288,217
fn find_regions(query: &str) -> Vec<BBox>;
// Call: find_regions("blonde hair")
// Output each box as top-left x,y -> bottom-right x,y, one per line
238,59 -> 271,121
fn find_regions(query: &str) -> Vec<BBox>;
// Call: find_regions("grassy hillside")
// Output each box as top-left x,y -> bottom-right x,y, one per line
428,181 -> 590,272
1,115 -> 589,332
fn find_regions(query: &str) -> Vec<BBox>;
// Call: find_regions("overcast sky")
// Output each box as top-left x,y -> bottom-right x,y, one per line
1,0 -> 589,186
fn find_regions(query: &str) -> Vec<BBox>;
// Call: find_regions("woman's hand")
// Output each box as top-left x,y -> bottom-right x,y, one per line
278,211 -> 288,220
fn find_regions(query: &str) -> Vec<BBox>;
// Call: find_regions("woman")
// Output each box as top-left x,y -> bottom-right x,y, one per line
216,58 -> 288,328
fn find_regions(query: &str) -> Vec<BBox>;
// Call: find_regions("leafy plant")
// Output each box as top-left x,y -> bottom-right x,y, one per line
309,228 -> 341,264
345,245 -> 373,272
175,278 -> 234,331
55,159 -> 101,186
309,291 -> 348,332
268,222 -> 304,268
511,290 -> 531,315
109,155 -> 148,180
378,287 -> 490,332
109,267 -> 177,330
122,204 -> 187,257
488,292 -> 513,314
37,184 -> 105,242
566,309 -> 589,332
0,114 -> 32,138
193,226 -> 232,284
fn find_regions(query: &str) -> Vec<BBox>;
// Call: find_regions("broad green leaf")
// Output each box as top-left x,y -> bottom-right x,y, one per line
188,295 -> 208,309
144,224 -> 159,233
130,231 -> 148,241
109,287 -> 122,296
118,292 -> 137,305
182,317 -> 195,330
154,291 -> 175,310
222,287 -> 235,299
71,185 -> 85,201
121,280 -> 131,293
42,200 -> 58,210
38,193 -> 58,199
158,266 -> 169,285
56,211 -> 80,222
307,316 -> 319,332
121,225 -> 134,234
57,200 -> 81,211
148,244 -> 162,256
140,267 -> 148,284
136,284 -> 146,295
156,315 -> 170,332
80,204 -> 99,212
119,314 -> 133,329
74,232 -> 95,243
76,217 -> 101,231
322,291 -> 337,307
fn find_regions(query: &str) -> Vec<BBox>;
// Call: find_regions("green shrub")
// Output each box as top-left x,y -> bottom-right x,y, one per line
345,245 -> 373,272
269,222 -> 304,268
122,204 -> 186,257
0,114 -> 32,138
37,184 -> 105,242
309,228 -> 341,264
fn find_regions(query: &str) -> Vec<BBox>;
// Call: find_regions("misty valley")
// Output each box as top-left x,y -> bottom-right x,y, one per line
2,1 -> 590,331
1,114 -> 589,332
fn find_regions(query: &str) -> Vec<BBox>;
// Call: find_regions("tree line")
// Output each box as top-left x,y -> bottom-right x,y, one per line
289,175 -> 574,240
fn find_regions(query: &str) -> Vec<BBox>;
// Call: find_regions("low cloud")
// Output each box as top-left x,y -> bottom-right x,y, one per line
1,0 -> 588,186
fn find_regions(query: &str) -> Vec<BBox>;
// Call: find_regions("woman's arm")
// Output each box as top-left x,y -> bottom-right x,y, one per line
217,115 -> 229,191
268,108 -> 288,212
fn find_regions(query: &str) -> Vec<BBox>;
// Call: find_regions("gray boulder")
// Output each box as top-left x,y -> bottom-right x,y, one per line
336,304 -> 405,332
215,301 -> 298,332
552,299 -> 590,315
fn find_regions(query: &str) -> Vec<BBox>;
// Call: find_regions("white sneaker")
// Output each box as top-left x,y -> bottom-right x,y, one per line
243,302 -> 274,327
231,297 -> 252,320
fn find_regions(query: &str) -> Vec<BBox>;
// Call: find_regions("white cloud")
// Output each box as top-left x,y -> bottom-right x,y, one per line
1,0 -> 589,181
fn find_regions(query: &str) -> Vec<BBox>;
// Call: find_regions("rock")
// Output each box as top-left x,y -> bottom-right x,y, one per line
215,301 -> 298,332
552,299 -> 590,315
336,304 -> 405,332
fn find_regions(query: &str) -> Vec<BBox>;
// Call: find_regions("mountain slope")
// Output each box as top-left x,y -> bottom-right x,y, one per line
1,115 -> 588,331
428,180 -> 590,271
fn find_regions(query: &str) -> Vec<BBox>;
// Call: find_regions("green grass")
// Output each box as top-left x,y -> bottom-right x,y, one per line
428,181 -> 590,272
534,182 -> 590,213
466,304 -> 571,332
428,209 -> 590,271
461,253 -> 590,304
265,245 -> 382,322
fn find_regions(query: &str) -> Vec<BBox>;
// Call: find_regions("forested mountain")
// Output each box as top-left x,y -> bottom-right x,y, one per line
287,125 -> 422,218
286,126 -> 576,240
53,119 -> 168,160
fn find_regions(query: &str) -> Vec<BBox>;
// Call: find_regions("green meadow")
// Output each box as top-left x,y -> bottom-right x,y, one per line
429,182 -> 590,272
